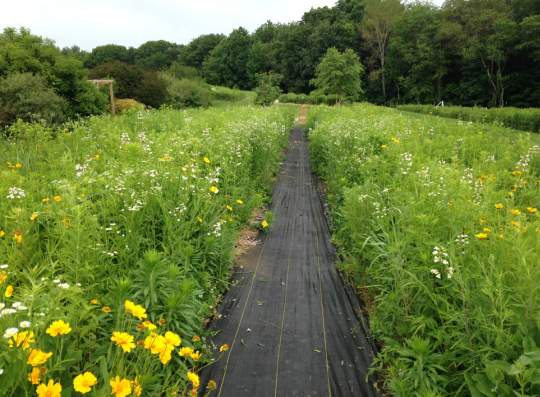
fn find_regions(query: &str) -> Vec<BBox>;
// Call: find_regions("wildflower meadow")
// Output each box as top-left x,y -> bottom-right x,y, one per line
0,105 -> 292,396
308,105 -> 540,396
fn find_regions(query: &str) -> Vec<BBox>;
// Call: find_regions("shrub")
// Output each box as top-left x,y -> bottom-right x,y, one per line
399,104 -> 540,133
254,71 -> 283,106
113,98 -> 145,113
0,73 -> 66,127
88,61 -> 167,108
159,72 -> 212,108
168,61 -> 201,80
209,86 -> 246,102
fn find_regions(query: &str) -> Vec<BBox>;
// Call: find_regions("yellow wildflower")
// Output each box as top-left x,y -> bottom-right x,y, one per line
11,331 -> 35,350
237,200 -> 243,204
494,204 -> 503,209
510,209 -> 522,215
143,321 -> 157,330
31,214 -> 38,221
102,307 -> 111,313
28,367 -> 41,384
73,372 -> 97,394
220,344 -> 229,352
208,380 -> 217,390
27,349 -> 53,366
46,320 -> 72,337
53,196 -> 61,202
475,233 -> 488,239
527,207 -> 538,213
188,372 -> 200,388
0,231 -> 4,238
190,350 -> 201,361
483,228 -> 491,232
192,335 -> 201,342
36,380 -> 62,397
262,220 -> 269,228
111,332 -> 136,353
91,299 -> 97,304
110,376 -> 131,397
42,198 -> 49,202
179,347 -> 194,357
204,157 -> 210,163
5,285 -> 13,297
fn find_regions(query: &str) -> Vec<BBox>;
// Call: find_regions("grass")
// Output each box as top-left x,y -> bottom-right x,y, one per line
0,105 -> 294,396
308,103 -> 540,396
212,91 -> 256,108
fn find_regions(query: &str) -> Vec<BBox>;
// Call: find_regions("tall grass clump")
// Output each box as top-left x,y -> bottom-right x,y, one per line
209,86 -> 246,102
308,104 -> 540,396
400,104 -> 540,133
0,105 -> 293,396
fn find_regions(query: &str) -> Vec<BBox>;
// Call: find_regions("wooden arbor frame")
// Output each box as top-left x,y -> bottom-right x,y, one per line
88,79 -> 116,114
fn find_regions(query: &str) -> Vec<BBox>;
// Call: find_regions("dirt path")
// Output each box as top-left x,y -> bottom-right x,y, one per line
298,105 -> 308,124
199,127 -> 380,397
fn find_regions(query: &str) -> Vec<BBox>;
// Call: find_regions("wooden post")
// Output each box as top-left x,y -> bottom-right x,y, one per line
109,82 -> 115,114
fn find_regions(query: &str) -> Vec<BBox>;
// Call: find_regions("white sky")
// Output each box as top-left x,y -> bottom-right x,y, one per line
2,0 -> 445,51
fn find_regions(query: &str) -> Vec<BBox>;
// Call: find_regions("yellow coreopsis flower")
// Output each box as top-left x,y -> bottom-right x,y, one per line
0,231 -> 4,238
73,372 -> 97,394
28,367 -> 41,384
142,321 -> 157,330
111,332 -> 136,353
227,205 -> 233,211
5,285 -> 13,297
527,207 -> 538,213
510,209 -> 522,215
220,344 -> 229,352
188,372 -> 200,388
144,333 -> 166,354
262,220 -> 268,228
12,331 -> 35,350
36,379 -> 62,397
494,204 -> 504,209
204,157 -> 210,163
190,350 -> 201,361
102,306 -> 111,313
42,198 -> 50,202
475,233 -> 488,239
192,335 -> 201,342
483,228 -> 491,232
237,200 -> 243,204
179,347 -> 194,357
210,186 -> 219,194
131,377 -> 142,396
163,331 -> 181,349
130,305 -> 147,321
31,214 -> 38,221
53,196 -> 61,202
110,376 -> 132,397
159,348 -> 172,364
27,349 -> 53,366
46,320 -> 72,337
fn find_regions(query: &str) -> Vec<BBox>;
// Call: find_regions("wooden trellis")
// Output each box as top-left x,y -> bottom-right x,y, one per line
88,79 -> 116,114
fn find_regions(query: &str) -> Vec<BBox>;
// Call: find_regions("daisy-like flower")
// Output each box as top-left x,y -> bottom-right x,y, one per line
20,321 -> 31,328
110,376 -> 132,397
0,264 -> 7,269
179,347 -> 194,356
46,320 -> 72,337
142,321 -> 156,330
28,367 -> 41,384
187,372 -> 200,388
27,349 -> 53,366
111,332 -> 136,353
510,209 -> 522,215
4,328 -> 19,338
494,204 -> 504,209
5,285 -> 13,297
102,307 -> 111,313
237,200 -> 243,204
53,196 -> 61,202
12,302 -> 21,308
36,379 -> 62,397
190,350 -> 202,361
73,372 -> 97,394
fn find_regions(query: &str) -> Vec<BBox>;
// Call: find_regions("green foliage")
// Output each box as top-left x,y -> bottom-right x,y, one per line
400,104 -> 540,133
310,47 -> 364,105
308,104 -> 540,394
254,71 -> 283,106
134,40 -> 183,71
168,61 -> 201,80
0,73 -> 66,127
0,105 -> 294,395
209,86 -> 246,102
159,72 -> 212,108
203,27 -> 252,90
89,61 -> 167,108
84,44 -> 135,69
113,98 -> 145,114
178,33 -> 225,71
278,92 -> 339,105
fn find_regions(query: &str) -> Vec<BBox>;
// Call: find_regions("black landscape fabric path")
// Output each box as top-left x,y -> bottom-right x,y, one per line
199,127 -> 380,397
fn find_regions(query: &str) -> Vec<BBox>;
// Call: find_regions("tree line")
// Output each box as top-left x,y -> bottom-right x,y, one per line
1,0 -> 539,127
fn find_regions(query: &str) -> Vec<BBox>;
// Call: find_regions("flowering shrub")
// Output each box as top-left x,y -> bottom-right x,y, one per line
0,105 -> 292,395
308,104 -> 540,395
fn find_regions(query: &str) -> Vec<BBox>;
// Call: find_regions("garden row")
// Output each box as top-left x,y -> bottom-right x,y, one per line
308,105 -> 540,396
0,105 -> 293,396
399,104 -> 540,133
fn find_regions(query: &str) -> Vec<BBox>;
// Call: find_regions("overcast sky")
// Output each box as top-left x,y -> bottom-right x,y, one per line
2,0 -> 445,51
